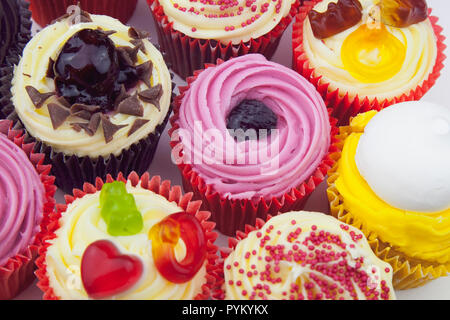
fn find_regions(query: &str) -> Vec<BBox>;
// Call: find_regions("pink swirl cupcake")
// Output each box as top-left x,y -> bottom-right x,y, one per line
169,54 -> 337,235
0,120 -> 56,299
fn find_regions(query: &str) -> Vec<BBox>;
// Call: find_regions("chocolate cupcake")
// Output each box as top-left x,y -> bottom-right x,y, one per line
8,8 -> 173,193
0,0 -> 32,119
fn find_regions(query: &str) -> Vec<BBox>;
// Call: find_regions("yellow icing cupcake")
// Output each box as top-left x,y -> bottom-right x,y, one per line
327,101 -> 450,289
37,174 -> 217,300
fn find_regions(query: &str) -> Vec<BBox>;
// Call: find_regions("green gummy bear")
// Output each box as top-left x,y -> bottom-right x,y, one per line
99,181 -> 143,236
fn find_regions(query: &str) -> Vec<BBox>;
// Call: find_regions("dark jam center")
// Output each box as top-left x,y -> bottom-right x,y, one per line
226,99 -> 278,141
54,28 -> 139,110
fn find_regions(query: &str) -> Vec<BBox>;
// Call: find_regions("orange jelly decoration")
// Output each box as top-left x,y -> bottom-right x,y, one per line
380,0 -> 428,28
341,23 -> 406,83
149,212 -> 207,283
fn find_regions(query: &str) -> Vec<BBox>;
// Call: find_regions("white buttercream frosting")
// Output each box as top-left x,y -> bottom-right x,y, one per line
355,101 -> 450,213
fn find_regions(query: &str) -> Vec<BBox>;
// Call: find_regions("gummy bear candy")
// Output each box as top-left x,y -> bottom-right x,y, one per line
380,0 -> 428,28
100,181 -> 143,236
149,212 -> 206,283
309,0 -> 363,39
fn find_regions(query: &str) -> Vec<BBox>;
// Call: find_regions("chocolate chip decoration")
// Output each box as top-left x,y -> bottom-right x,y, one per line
88,113 -> 102,134
101,114 -> 128,143
128,119 -> 150,137
25,86 -> 55,108
71,110 -> 92,121
117,94 -> 144,117
138,84 -> 163,111
48,103 -> 71,129
130,39 -> 147,54
136,61 -> 153,88
128,27 -> 150,40
46,58 -> 55,78
114,85 -> 131,108
71,103 -> 101,114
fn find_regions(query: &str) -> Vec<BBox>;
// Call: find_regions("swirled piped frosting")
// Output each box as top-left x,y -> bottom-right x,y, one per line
11,14 -> 171,158
335,106 -> 450,264
175,54 -> 331,200
45,182 -> 207,300
223,211 -> 395,300
154,0 -> 296,44
0,133 -> 44,266
302,0 -> 437,100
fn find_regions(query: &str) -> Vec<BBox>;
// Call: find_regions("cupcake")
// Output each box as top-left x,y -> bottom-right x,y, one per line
0,120 -> 55,300
35,172 -> 218,300
215,211 -> 396,300
147,0 -> 300,79
29,0 -> 138,27
0,0 -> 31,119
8,8 -> 173,193
327,101 -> 450,289
292,0 -> 445,125
169,54 -> 336,236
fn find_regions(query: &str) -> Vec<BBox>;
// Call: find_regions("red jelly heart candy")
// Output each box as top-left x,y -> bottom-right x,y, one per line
149,212 -> 207,284
81,240 -> 143,299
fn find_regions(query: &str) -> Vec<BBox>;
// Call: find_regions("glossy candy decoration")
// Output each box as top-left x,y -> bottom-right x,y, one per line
100,181 -> 143,236
341,23 -> 406,83
226,99 -> 278,141
380,0 -> 428,28
149,212 -> 207,283
81,240 -> 143,299
54,28 -> 140,110
309,0 -> 363,39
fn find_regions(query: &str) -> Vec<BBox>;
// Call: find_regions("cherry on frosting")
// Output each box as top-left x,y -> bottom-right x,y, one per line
149,212 -> 207,283
81,240 -> 143,299
54,28 -> 139,110
226,99 -> 278,140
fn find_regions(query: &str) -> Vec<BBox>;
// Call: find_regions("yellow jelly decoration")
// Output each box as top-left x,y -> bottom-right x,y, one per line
341,23 -> 406,83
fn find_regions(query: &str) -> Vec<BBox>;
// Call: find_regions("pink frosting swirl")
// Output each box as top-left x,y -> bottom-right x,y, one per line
176,54 -> 330,200
0,133 -> 44,266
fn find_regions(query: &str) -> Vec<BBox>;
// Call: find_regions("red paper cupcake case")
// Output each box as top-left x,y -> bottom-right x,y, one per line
28,0 -> 138,27
0,120 -> 56,300
147,0 -> 300,79
212,216 -> 270,299
168,61 -> 339,236
35,171 -> 220,300
292,0 -> 446,126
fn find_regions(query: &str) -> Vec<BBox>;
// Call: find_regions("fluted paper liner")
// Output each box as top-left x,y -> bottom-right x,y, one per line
292,0 -> 446,125
147,0 -> 300,79
0,120 -> 56,300
35,171 -> 220,300
29,0 -> 138,27
213,215 -> 269,300
168,59 -> 339,236
326,122 -> 450,290
0,0 -> 32,120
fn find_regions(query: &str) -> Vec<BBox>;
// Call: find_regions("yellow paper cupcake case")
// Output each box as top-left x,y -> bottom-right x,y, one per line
327,113 -> 450,290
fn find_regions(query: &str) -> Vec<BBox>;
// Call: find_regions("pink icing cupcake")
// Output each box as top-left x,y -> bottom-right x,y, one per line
169,54 -> 337,236
0,120 -> 55,299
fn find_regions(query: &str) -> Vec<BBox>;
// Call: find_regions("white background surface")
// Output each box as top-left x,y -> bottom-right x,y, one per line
15,0 -> 450,300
